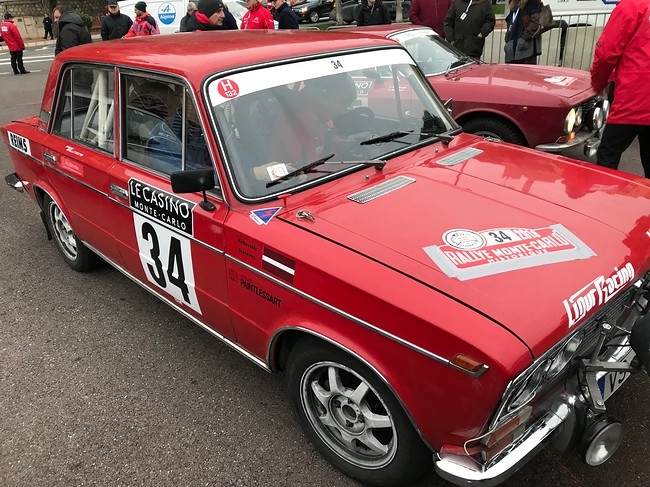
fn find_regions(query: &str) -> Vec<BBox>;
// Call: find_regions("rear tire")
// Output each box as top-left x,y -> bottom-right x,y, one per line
43,194 -> 101,272
462,116 -> 527,146
285,338 -> 430,486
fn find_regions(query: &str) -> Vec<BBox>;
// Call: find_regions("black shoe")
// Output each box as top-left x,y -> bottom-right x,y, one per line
14,72 -> 20,75
20,71 -> 30,74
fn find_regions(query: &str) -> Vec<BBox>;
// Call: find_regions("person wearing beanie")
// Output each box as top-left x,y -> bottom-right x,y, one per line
125,1 -> 160,36
185,0 -> 238,31
180,2 -> 198,32
271,0 -> 298,29
1,13 -> 29,74
356,0 -> 391,26
241,0 -> 275,30
53,5 -> 92,55
101,0 -> 133,40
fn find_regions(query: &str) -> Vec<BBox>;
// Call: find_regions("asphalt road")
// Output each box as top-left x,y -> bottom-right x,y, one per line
0,45 -> 648,487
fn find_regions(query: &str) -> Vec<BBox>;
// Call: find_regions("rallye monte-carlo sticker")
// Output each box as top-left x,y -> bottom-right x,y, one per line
423,224 -> 595,280
129,179 -> 201,314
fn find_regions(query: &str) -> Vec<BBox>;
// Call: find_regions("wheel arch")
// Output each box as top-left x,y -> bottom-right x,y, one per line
456,110 -> 529,146
268,326 -> 435,451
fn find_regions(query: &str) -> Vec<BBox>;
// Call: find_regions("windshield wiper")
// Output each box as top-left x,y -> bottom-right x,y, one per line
360,129 -> 451,146
266,154 -> 386,188
444,56 -> 473,76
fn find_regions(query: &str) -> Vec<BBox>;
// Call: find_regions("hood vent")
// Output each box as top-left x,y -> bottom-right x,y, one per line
437,148 -> 483,166
348,176 -> 416,204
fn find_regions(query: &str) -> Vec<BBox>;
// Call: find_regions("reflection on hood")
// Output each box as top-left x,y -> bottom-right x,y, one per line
58,11 -> 86,28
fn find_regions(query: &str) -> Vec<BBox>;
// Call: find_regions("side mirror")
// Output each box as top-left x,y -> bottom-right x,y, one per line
171,168 -> 216,211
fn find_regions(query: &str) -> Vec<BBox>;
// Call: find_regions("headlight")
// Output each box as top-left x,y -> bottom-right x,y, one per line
600,99 -> 610,119
592,107 -> 604,130
506,331 -> 585,412
299,7 -> 308,12
564,108 -> 577,134
575,106 -> 583,126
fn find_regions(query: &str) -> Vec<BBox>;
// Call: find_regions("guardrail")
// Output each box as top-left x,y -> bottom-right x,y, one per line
484,12 -> 612,70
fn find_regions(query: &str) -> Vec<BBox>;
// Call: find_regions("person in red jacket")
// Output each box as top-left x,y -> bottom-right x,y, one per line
410,0 -> 452,38
241,0 -> 275,29
1,12 -> 29,74
591,0 -> 650,178
125,1 -> 160,36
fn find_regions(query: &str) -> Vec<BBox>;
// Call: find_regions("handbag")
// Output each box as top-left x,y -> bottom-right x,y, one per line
534,3 -> 554,36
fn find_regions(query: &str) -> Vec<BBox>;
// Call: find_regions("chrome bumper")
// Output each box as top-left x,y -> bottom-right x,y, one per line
433,402 -> 570,486
5,172 -> 26,193
535,129 -> 601,155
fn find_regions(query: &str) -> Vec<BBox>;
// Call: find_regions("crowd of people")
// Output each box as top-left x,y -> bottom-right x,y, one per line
1,0 -> 648,177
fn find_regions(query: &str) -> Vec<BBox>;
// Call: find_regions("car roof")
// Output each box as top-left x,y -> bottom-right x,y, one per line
345,23 -> 437,37
52,30 -> 401,83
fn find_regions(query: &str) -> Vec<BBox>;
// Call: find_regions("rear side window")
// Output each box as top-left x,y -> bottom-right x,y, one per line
121,74 -> 212,176
52,66 -> 115,153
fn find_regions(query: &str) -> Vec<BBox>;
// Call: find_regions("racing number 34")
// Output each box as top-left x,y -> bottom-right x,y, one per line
134,214 -> 202,314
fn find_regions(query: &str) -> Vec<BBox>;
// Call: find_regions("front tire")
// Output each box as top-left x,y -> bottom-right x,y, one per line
462,116 -> 527,146
285,339 -> 430,486
43,194 -> 101,272
309,10 -> 320,23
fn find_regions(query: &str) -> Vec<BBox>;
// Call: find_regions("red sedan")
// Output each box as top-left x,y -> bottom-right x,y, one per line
347,24 -> 609,157
2,30 -> 650,486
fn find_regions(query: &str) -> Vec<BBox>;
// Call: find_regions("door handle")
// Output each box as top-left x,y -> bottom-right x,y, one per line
43,152 -> 57,164
110,184 -> 129,200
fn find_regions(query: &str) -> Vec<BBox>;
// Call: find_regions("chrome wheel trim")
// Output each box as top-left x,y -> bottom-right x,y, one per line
300,361 -> 397,469
49,202 -> 77,260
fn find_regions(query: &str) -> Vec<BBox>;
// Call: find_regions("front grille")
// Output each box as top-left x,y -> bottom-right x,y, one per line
578,97 -> 599,132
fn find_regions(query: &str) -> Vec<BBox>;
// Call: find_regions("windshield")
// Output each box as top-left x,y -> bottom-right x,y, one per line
207,48 -> 455,200
389,28 -> 475,76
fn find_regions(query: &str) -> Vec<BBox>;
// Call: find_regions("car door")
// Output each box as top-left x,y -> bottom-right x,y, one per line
104,72 -> 235,340
42,64 -> 124,266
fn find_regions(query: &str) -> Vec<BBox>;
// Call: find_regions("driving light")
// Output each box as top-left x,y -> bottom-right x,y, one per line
592,107 -> 604,130
564,108 -> 576,134
600,99 -> 610,119
581,416 -> 623,466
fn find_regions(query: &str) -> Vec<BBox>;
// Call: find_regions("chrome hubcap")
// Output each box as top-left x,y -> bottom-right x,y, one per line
50,203 -> 77,260
300,361 -> 397,468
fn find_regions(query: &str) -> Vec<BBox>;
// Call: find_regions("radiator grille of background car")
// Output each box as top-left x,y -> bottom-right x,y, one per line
579,97 -> 598,129
347,176 -> 416,204
436,148 -> 483,166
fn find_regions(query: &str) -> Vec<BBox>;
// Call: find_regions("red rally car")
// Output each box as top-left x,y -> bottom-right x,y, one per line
346,24 -> 609,157
3,30 -> 650,486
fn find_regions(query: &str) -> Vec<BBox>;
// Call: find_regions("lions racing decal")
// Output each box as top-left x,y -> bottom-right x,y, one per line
563,262 -> 635,328
423,224 -> 595,280
129,179 -> 196,236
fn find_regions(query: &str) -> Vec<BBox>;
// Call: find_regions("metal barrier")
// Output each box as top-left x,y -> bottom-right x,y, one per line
483,12 -> 611,70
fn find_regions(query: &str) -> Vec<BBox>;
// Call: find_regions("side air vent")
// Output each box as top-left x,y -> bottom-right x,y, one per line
348,176 -> 416,204
437,148 -> 483,166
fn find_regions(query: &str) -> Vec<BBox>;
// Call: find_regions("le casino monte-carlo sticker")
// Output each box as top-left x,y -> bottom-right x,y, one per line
423,224 -> 595,281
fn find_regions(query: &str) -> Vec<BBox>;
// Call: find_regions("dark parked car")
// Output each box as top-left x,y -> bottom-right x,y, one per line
328,0 -> 411,23
292,0 -> 335,23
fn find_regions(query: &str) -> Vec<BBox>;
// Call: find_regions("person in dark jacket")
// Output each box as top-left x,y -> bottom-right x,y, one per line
53,6 -> 92,55
357,0 -> 391,26
444,0 -> 495,59
186,0 -> 238,30
504,0 -> 542,64
101,0 -> 133,40
43,13 -> 54,39
272,0 -> 299,29
180,2 -> 198,31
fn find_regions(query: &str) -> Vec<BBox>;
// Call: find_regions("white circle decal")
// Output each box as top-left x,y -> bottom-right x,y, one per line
442,229 -> 485,250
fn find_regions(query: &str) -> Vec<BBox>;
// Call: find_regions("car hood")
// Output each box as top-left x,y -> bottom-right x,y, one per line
280,137 -> 650,357
442,62 -> 594,100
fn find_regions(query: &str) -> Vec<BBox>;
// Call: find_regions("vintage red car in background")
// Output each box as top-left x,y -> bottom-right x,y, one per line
3,31 -> 650,486
346,25 -> 609,157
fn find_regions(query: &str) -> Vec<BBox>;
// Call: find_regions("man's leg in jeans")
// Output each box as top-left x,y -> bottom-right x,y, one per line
15,50 -> 28,74
638,125 -> 650,178
597,123 -> 638,170
10,51 -> 19,74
